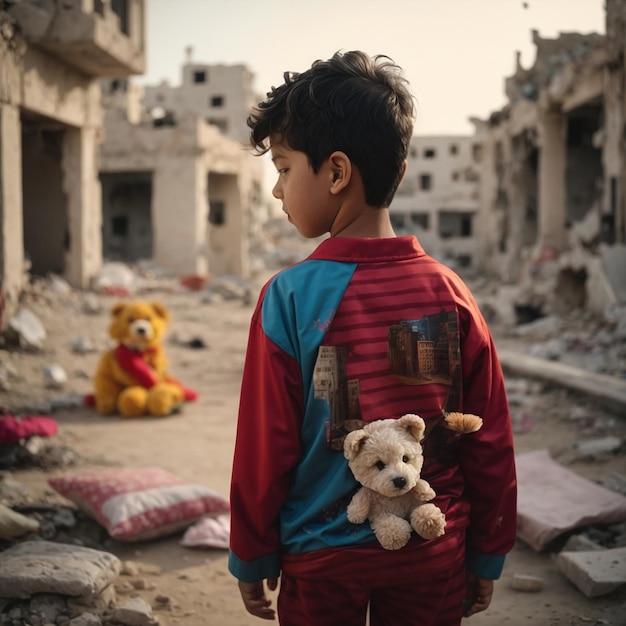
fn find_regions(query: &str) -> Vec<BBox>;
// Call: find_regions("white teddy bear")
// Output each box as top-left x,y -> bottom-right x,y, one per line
344,412 -> 481,550
344,412 -> 483,550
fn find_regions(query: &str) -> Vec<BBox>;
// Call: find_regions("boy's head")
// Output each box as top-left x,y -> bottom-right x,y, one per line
247,50 -> 415,208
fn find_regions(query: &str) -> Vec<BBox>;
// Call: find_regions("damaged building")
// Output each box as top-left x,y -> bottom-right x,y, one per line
99,50 -> 269,278
0,0 -> 146,316
475,0 -> 626,318
391,135 -> 482,274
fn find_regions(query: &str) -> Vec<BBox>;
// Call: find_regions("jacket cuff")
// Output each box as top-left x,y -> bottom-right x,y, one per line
466,548 -> 506,579
228,550 -> 281,583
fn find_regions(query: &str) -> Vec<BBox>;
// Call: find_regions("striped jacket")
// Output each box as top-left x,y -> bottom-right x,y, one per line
229,236 -> 516,583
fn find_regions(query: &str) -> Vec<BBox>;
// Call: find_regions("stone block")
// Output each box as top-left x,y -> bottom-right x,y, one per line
556,546 -> 626,597
0,540 -> 121,599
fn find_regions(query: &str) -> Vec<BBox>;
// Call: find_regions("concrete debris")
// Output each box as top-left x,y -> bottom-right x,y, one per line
528,338 -> 568,361
92,262 -> 138,297
570,435 -> 624,460
603,244 -> 626,305
82,295 -> 103,316
514,315 -> 562,339
119,561 -> 162,577
69,612 -> 102,626
69,338 -> 99,355
498,349 -> 626,413
43,364 -> 68,388
0,540 -> 121,599
0,437 -> 79,471
29,593 -> 67,623
556,546 -> 626,597
0,473 -> 29,505
0,502 -> 40,538
47,275 -> 72,295
600,473 -> 626,496
6,307 -> 47,350
205,275 -> 253,302
509,573 -> 544,592
50,395 -> 89,411
110,597 -> 157,626
562,534 -> 605,553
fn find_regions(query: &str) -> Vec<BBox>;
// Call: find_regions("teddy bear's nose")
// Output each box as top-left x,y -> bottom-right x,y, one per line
393,476 -> 407,489
131,320 -> 153,339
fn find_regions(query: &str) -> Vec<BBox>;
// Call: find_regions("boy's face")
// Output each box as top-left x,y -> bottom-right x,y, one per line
269,135 -> 338,239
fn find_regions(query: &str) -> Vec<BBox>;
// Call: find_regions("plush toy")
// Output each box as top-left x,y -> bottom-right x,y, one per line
90,301 -> 197,418
343,412 -> 483,550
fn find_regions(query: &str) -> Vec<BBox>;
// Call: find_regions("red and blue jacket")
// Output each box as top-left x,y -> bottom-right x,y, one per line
229,236 -> 516,583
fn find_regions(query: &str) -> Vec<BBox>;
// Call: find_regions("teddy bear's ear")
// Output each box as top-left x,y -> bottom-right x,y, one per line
150,302 -> 170,322
111,303 -> 126,317
343,430 -> 369,461
398,413 -> 426,442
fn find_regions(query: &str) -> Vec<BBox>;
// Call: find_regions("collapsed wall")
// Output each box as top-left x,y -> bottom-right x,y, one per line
474,0 -> 626,321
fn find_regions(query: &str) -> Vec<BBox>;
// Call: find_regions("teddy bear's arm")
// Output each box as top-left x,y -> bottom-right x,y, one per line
412,479 -> 436,502
346,488 -> 371,524
93,351 -> 124,414
146,346 -> 169,377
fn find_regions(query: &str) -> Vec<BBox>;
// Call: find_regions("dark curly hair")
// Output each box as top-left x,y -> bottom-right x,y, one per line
247,50 -> 415,208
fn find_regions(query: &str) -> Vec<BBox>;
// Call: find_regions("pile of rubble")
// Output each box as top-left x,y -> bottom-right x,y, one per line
0,539 -> 162,626
0,474 -> 164,626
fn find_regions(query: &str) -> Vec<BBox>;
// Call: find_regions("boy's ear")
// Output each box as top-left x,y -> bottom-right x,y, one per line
328,151 -> 351,194
399,159 -> 408,183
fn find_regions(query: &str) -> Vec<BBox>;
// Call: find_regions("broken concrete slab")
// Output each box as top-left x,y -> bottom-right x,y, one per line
0,540 -> 121,599
6,307 -> 47,350
516,449 -> 626,551
498,348 -> 626,412
0,503 -> 40,538
556,546 -> 626,597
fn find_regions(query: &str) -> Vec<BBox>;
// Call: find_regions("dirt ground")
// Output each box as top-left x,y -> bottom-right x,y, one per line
2,270 -> 626,626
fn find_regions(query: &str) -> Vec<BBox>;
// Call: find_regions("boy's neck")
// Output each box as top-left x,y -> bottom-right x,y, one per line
330,205 -> 397,239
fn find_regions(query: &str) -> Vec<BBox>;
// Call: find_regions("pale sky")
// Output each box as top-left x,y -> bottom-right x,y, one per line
141,0 -> 605,135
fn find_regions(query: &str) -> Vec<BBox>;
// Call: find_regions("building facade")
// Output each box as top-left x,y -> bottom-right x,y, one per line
142,47 -> 260,145
390,135 -> 482,273
474,0 -> 625,313
99,54 -> 268,279
0,0 -> 145,316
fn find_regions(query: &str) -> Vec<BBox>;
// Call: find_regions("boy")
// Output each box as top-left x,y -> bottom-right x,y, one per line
229,50 -> 517,625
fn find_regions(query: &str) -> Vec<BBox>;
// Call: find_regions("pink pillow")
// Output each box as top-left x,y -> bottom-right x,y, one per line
48,467 -> 229,542
180,513 -> 230,549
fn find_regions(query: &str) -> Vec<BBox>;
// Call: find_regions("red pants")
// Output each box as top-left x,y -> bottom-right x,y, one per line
278,530 -> 466,626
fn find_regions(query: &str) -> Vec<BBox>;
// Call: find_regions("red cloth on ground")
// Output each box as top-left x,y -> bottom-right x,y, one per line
0,415 -> 58,444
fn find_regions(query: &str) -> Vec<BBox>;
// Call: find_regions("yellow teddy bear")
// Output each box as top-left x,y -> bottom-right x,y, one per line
90,301 -> 197,418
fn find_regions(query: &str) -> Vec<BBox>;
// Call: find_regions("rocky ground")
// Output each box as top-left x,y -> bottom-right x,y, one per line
1,261 -> 625,626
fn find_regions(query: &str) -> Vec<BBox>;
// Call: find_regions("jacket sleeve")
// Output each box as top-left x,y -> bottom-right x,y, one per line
457,295 -> 517,580
228,295 -> 305,583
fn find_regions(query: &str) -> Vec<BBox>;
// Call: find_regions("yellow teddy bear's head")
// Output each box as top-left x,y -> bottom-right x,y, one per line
108,301 -> 170,350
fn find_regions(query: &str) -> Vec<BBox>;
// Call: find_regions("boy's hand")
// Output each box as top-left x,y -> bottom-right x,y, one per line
238,578 -> 278,620
463,573 -> 493,617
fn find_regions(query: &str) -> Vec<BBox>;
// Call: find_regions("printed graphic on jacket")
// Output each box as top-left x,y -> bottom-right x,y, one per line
314,308 -> 462,451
